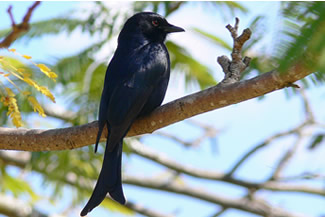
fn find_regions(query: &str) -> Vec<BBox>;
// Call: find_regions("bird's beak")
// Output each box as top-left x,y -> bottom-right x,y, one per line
162,23 -> 185,33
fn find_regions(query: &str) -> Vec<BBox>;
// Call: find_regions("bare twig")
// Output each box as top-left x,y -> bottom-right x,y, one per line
269,135 -> 302,180
217,17 -> 251,85
125,201 -> 174,217
126,140 -> 325,197
0,193 -> 54,217
0,1 -> 41,48
123,175 -> 310,217
155,120 -> 219,148
227,121 -> 309,177
7,6 -> 16,26
299,88 -> 315,122
0,151 -> 172,217
209,208 -> 227,217
278,172 -> 325,182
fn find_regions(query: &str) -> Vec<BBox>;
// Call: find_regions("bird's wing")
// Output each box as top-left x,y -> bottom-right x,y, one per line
106,46 -> 168,152
96,44 -> 168,152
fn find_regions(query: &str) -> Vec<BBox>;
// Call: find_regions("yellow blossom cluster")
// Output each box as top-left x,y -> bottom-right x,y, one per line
0,49 -> 58,127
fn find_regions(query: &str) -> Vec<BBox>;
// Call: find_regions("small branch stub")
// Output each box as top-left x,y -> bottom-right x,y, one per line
0,1 -> 41,48
218,17 -> 252,85
7,6 -> 16,27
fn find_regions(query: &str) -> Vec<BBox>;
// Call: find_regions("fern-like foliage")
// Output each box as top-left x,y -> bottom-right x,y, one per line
277,2 -> 325,84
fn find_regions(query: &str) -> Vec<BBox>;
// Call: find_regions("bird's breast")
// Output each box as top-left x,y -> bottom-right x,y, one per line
140,43 -> 169,81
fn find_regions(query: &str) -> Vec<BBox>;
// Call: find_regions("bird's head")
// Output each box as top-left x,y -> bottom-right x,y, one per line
118,12 -> 184,43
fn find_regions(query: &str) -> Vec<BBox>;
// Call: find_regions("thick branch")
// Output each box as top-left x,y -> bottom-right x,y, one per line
0,62 -> 313,151
0,17 -> 314,151
0,1 -> 41,48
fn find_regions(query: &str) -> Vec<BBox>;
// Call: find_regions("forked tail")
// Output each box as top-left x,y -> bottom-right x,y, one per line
80,141 -> 125,216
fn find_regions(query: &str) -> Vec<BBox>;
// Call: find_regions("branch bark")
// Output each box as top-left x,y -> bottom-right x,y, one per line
0,63 -> 313,151
0,17 -> 314,151
0,1 -> 41,48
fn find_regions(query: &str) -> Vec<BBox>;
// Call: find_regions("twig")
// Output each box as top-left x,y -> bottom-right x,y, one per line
7,6 -> 16,26
299,88 -> 315,122
126,140 -> 325,197
209,208 -> 227,217
155,131 -> 194,147
269,135 -> 302,181
0,193 -> 52,217
155,120 -> 219,148
123,175 -> 310,217
0,151 -> 172,217
227,121 -> 309,177
278,172 -> 325,182
0,1 -> 41,48
217,17 -> 251,85
125,201 -> 174,217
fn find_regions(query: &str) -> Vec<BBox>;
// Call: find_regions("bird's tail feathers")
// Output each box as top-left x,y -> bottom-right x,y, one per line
80,141 -> 125,216
94,121 -> 106,153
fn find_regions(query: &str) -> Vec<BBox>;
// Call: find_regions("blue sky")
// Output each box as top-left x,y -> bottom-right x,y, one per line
1,2 -> 324,217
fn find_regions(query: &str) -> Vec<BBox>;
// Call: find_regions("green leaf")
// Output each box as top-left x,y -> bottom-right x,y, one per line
101,198 -> 134,215
278,2 -> 325,79
166,41 -> 217,89
1,170 -> 40,201
308,134 -> 324,150
192,28 -> 232,51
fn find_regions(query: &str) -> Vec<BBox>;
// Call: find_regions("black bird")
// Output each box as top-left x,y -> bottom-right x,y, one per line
81,12 -> 184,216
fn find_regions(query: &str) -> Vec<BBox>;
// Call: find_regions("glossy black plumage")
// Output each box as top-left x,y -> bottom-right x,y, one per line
80,12 -> 184,216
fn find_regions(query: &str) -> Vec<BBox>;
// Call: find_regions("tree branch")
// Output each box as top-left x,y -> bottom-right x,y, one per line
125,201 -> 173,217
0,64 -> 313,151
127,140 -> 325,197
227,121 -> 309,177
0,193 -> 53,217
0,17 -> 314,151
0,1 -> 41,48
123,175 -> 310,217
1,145 -> 323,217
0,151 -> 174,217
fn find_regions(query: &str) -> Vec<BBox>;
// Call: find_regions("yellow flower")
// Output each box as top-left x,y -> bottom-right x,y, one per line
2,89 -> 22,127
5,87 -> 15,97
28,96 -> 46,117
39,86 -> 56,103
36,64 -> 58,81
22,55 -> 32,60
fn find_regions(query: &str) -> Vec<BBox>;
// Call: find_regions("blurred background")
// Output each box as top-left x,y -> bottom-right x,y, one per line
0,2 -> 325,217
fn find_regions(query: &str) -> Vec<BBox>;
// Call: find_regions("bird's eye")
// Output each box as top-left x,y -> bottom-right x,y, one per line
152,20 -> 159,26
